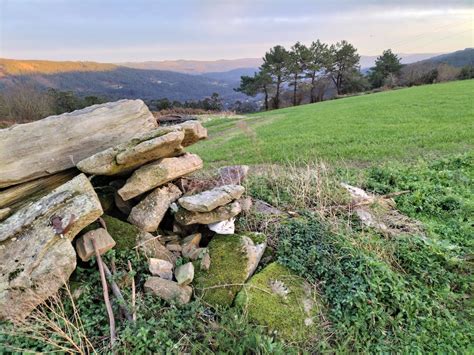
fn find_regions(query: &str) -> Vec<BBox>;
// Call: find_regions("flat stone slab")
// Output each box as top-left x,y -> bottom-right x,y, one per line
177,121 -> 208,146
0,208 -> 11,221
175,201 -> 242,225
0,99 -> 157,188
178,185 -> 245,212
77,130 -> 184,175
118,153 -> 203,201
0,174 -> 103,320
144,277 -> 192,304
128,183 -> 182,232
77,119 -> 206,176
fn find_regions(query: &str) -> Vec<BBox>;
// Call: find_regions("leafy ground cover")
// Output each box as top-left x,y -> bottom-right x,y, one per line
191,80 -> 474,166
1,82 -> 472,353
247,153 -> 473,352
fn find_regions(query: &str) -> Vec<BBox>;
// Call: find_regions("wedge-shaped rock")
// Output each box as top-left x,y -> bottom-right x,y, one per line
75,228 -> 116,262
0,99 -> 157,188
136,230 -> 177,264
235,263 -> 321,342
118,153 -> 203,201
217,165 -> 249,185
175,201 -> 241,225
179,185 -> 245,212
181,233 -> 204,260
128,183 -> 182,232
77,130 -> 184,175
0,174 -> 103,320
193,233 -> 266,307
175,262 -> 194,285
181,233 -> 202,248
178,121 -> 207,146
144,277 -> 192,304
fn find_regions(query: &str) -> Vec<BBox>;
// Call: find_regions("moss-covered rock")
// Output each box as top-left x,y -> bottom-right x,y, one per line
80,214 -> 176,261
235,262 -> 321,342
194,232 -> 266,307
100,215 -> 142,251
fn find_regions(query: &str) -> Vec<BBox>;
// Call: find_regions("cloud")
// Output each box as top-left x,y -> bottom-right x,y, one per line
1,0 -> 472,61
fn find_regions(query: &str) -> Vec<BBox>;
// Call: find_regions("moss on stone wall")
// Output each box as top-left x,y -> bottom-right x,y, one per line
194,234 -> 249,307
101,215 -> 141,251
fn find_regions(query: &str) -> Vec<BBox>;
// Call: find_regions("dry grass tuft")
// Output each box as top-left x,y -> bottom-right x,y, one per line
1,283 -> 96,354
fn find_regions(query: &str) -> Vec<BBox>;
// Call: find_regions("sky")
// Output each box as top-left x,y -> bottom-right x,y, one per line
0,0 -> 472,62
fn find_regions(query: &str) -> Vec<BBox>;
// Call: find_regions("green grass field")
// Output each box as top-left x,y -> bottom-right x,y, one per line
191,80 -> 474,166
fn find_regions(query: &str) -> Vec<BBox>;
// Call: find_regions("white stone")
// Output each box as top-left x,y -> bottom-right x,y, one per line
208,218 -> 235,234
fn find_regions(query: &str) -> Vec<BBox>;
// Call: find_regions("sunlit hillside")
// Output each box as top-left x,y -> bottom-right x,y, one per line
0,58 -> 117,76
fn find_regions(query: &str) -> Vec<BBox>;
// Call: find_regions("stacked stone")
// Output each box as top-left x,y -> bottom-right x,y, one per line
0,100 -> 266,320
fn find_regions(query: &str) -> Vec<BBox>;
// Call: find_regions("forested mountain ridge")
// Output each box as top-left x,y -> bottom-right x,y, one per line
0,62 -> 245,102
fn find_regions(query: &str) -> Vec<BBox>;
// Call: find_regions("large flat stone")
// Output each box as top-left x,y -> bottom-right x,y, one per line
0,174 -> 103,320
235,263 -> 320,342
175,201 -> 241,225
0,99 -> 157,188
76,130 -> 184,175
118,153 -> 203,201
178,185 -> 245,212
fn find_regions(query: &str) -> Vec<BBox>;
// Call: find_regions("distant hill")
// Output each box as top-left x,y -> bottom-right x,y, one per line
1,50 -> 468,104
0,58 -> 116,76
0,59 -> 246,102
418,48 -> 474,67
359,53 -> 442,71
119,58 -> 263,74
202,67 -> 259,85
120,54 -> 441,74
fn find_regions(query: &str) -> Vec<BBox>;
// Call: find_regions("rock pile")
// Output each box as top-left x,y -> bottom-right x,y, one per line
0,99 -> 267,321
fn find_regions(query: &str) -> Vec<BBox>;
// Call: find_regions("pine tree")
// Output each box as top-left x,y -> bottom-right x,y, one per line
368,49 -> 403,88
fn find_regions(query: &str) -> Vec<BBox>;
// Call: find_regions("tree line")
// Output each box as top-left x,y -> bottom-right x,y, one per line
148,92 -> 223,112
0,85 -> 105,123
237,40 -> 474,111
236,40 -> 364,110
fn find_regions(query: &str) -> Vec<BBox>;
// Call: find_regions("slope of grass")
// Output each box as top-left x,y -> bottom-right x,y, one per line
191,80 -> 474,166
